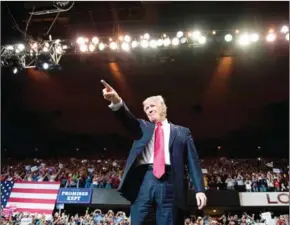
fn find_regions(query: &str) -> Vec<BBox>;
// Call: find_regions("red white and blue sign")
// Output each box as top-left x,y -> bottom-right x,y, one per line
57,188 -> 92,204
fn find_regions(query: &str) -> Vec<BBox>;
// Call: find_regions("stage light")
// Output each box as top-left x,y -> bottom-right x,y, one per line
43,47 -> 49,52
7,45 -> 14,50
266,33 -> 276,42
250,33 -> 259,42
281,25 -> 289,34
62,45 -> 68,50
286,33 -> 289,41
131,40 -> 138,48
109,42 -> 118,50
89,44 -> 95,52
118,36 -> 124,41
124,35 -> 131,42
144,33 -> 150,40
79,44 -> 88,52
92,37 -> 99,45
17,44 -> 25,51
172,37 -> 179,46
12,67 -> 18,74
224,34 -> 233,42
176,31 -> 184,38
180,37 -> 187,44
238,34 -> 250,46
198,36 -> 206,44
192,31 -> 201,40
212,30 -> 216,35
149,40 -> 157,48
163,34 -> 167,38
235,29 -> 239,34
163,38 -> 171,47
42,62 -> 49,70
141,40 -> 149,48
76,37 -> 87,45
121,42 -> 130,51
99,43 -> 105,51
157,39 -> 163,46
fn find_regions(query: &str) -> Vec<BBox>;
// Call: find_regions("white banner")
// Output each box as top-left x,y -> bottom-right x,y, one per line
239,192 -> 289,206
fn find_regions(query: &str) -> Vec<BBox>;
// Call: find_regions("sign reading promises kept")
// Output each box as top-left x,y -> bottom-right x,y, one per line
57,188 -> 92,204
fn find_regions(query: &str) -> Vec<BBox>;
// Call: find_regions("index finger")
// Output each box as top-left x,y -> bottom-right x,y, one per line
100,80 -> 113,91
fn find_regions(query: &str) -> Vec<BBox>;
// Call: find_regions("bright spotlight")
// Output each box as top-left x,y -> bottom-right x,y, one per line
266,33 -> 276,42
7,45 -> 14,50
250,33 -> 259,42
80,44 -> 88,52
118,36 -> 124,41
141,40 -> 149,48
124,35 -> 131,42
12,67 -> 18,74
131,40 -> 138,48
224,34 -> 233,42
149,40 -> 157,48
212,30 -> 216,35
176,31 -> 184,38
144,33 -> 150,40
157,39 -> 163,46
76,37 -> 87,45
92,37 -> 99,45
99,43 -> 105,51
163,38 -> 171,47
121,42 -> 130,51
172,37 -> 179,46
43,47 -> 49,52
42,63 -> 49,70
109,42 -> 118,50
286,33 -> 289,41
198,36 -> 206,44
238,34 -> 250,45
281,25 -> 289,34
235,29 -> 239,34
17,44 -> 25,51
192,31 -> 201,40
180,37 -> 187,44
89,44 -> 95,52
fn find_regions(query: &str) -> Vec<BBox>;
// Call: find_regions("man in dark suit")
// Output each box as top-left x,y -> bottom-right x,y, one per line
101,80 -> 206,225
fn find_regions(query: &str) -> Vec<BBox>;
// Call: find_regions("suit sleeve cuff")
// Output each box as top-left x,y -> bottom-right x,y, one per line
109,99 -> 123,111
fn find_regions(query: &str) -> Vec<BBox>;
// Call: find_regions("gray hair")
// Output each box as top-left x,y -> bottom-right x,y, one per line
142,95 -> 167,118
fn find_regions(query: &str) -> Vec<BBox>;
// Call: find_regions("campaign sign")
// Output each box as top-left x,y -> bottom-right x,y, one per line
57,188 -> 92,204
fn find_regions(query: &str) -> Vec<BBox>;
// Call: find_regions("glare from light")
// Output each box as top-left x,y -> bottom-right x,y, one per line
224,34 -> 233,42
44,42 -> 50,48
238,34 -> 250,46
99,43 -> 105,51
42,63 -> 49,70
286,33 -> 289,41
89,44 -> 95,52
79,44 -> 88,52
149,40 -> 157,48
192,31 -> 201,40
176,31 -> 184,38
43,47 -> 49,52
109,42 -> 118,50
141,40 -> 149,48
17,44 -> 25,51
268,29 -> 274,33
124,35 -> 131,42
212,30 -> 216,35
144,33 -> 150,40
12,67 -> 18,74
163,34 -> 167,38
180,37 -> 187,44
266,33 -> 276,42
198,36 -> 206,44
76,37 -> 87,45
163,38 -> 171,47
56,46 -> 63,54
250,33 -> 259,42
281,25 -> 289,34
62,45 -> 68,50
131,40 -> 138,48
92,37 -> 99,45
109,38 -> 113,42
157,39 -> 163,46
172,37 -> 179,46
121,42 -> 130,51
119,36 -> 124,41
55,39 -> 61,44
235,29 -> 239,34
7,45 -> 14,50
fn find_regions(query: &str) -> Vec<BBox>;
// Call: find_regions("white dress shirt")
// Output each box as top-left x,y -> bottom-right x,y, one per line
109,100 -> 171,165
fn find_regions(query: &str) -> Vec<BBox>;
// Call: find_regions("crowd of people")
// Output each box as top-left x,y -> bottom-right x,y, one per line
1,210 -> 289,225
1,156 -> 289,192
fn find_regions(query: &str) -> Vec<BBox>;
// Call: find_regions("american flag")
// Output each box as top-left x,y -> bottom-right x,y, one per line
1,181 -> 60,216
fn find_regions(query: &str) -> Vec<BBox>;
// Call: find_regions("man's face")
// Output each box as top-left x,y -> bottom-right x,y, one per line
143,99 -> 163,123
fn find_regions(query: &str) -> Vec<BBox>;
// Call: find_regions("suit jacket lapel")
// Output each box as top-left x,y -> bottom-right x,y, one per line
169,123 -> 177,151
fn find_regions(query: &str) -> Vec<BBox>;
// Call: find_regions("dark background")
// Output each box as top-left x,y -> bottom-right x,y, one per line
1,2 -> 289,158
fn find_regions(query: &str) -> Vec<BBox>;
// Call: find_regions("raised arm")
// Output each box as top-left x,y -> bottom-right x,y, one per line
101,80 -> 142,139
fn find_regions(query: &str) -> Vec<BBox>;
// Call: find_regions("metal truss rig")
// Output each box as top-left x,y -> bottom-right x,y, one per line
1,40 -> 64,69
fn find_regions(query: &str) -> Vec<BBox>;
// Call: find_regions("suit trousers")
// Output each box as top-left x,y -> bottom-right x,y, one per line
130,165 -> 185,225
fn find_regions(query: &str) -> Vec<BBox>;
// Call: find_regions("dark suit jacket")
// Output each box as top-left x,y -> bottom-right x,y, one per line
113,103 -> 205,209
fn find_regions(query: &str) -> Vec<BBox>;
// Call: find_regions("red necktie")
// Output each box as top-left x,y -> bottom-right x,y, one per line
153,122 -> 165,178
